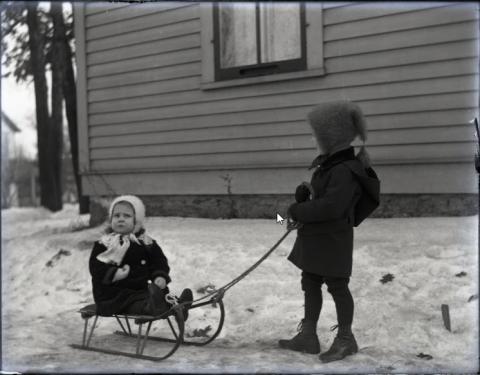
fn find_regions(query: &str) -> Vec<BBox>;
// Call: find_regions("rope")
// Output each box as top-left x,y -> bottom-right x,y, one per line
185,227 -> 295,306
85,169 -> 297,310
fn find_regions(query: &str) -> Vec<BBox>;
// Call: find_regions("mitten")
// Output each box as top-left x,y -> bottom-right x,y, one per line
287,203 -> 303,230
287,203 -> 298,221
112,264 -> 130,282
295,182 -> 314,203
154,276 -> 167,289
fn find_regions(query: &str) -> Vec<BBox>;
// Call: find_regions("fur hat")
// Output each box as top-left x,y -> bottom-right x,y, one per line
109,195 -> 146,233
308,100 -> 367,153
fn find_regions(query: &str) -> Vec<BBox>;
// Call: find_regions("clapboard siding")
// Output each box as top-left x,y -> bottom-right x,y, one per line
323,2 -> 450,25
88,57 -> 477,103
90,123 -> 473,150
89,90 -> 476,126
90,142 -> 473,171
87,19 -> 201,54
87,61 -> 199,90
90,129 -> 473,159
89,77 -> 200,103
91,134 -> 311,159
326,40 -> 477,73
85,3 -> 130,16
88,74 -> 476,115
324,21 -> 477,57
86,4 -> 198,40
86,2 -> 189,28
91,122 -> 311,147
87,34 -> 200,66
81,163 -> 476,195
324,4 -> 474,41
88,48 -> 201,78
89,108 -> 476,137
322,3 -> 355,10
90,125 -> 472,156
78,1 -> 479,195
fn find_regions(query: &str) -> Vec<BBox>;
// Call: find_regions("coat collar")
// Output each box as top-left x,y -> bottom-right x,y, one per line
308,146 -> 356,170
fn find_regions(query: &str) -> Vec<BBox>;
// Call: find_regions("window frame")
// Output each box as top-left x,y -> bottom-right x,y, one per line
212,2 -> 307,81
200,2 -> 325,90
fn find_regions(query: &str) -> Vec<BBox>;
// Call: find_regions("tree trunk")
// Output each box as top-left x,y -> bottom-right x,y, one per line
49,1 -> 65,212
60,6 -> 90,214
26,2 -> 60,211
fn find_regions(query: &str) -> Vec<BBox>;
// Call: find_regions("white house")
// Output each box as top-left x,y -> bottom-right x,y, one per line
74,2 -> 479,218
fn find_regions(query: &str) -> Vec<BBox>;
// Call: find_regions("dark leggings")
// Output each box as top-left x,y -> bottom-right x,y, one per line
123,299 -> 151,315
122,287 -> 171,315
301,271 -> 353,327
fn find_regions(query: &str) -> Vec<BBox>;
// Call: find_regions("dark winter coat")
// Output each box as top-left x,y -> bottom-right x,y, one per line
288,147 -> 379,277
89,236 -> 171,316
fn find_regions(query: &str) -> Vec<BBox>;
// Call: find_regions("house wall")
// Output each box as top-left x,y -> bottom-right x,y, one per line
75,2 -> 479,218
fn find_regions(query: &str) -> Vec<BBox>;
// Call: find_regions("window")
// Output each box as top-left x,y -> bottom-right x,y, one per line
213,3 -> 306,80
200,2 -> 325,89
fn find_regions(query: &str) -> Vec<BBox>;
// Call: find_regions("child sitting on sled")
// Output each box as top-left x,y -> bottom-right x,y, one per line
279,100 -> 380,363
89,195 -> 193,318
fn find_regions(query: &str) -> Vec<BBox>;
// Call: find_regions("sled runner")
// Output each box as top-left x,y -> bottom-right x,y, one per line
71,228 -> 292,361
70,293 -> 225,361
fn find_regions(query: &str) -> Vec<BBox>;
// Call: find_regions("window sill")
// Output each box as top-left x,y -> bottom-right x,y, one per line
200,67 -> 326,91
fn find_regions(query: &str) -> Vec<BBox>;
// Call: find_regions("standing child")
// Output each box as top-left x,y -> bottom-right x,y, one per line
89,195 -> 193,318
278,100 -> 380,363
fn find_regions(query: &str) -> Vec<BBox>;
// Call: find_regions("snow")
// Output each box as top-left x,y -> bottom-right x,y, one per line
1,205 -> 478,373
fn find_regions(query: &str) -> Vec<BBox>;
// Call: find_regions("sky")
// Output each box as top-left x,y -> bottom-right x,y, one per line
1,1 -> 72,160
2,68 -> 38,159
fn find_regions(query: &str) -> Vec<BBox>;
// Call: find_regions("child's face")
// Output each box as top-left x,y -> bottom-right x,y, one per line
111,202 -> 135,234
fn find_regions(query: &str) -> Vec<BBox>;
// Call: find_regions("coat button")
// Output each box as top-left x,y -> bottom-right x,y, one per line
141,259 -> 146,265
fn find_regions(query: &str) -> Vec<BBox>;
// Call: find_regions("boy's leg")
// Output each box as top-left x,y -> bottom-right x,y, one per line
326,277 -> 353,333
302,271 -> 324,326
278,271 -> 322,354
320,277 -> 357,363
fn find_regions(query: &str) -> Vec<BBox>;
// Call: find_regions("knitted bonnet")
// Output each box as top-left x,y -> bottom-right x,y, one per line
109,195 -> 146,233
308,100 -> 367,153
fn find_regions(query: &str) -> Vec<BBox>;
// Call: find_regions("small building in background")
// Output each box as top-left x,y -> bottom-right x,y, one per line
1,111 -> 21,208
74,2 -> 479,219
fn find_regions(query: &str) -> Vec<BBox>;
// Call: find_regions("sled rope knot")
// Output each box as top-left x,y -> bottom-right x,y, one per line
165,293 -> 179,306
212,288 -> 225,303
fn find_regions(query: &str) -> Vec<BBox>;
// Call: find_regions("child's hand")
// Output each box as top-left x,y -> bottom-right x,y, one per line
295,182 -> 314,202
113,264 -> 130,282
154,276 -> 167,289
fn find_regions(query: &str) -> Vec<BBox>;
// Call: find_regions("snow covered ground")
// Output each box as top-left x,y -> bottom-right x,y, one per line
1,205 -> 478,373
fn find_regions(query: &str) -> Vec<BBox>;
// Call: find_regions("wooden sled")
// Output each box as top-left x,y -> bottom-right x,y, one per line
70,295 -> 225,361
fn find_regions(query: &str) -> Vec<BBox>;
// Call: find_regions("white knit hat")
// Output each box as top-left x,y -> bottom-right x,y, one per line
308,100 -> 367,153
109,195 -> 146,233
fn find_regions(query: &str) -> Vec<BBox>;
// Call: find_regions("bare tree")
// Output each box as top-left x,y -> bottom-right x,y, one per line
2,1 -> 89,213
58,4 -> 90,214
26,1 -> 62,211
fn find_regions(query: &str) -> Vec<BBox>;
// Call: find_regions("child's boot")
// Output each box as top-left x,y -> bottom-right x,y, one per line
177,288 -> 193,322
278,319 -> 320,354
319,325 -> 358,363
